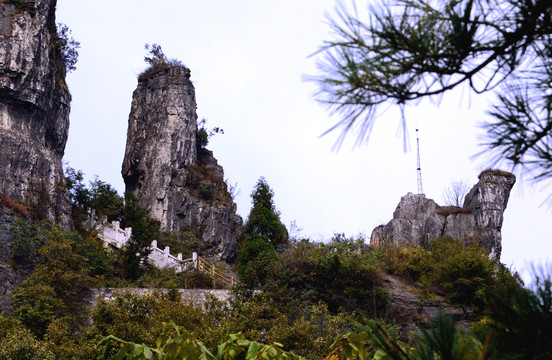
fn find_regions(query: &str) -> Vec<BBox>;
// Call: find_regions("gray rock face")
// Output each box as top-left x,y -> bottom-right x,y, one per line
0,0 -> 72,314
122,66 -> 242,262
0,0 -> 72,228
370,170 -> 516,259
383,274 -> 473,341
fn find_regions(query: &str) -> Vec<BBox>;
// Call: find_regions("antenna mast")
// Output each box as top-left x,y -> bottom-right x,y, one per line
416,123 -> 424,194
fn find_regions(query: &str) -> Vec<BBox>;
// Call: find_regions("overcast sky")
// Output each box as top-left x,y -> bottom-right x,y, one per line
56,0 -> 550,283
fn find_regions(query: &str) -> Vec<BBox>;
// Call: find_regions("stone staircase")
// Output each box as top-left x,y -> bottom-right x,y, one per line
97,220 -> 238,288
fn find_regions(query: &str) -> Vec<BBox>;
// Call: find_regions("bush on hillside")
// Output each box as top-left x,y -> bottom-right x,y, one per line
10,220 -> 105,338
261,236 -> 389,319
381,236 -> 518,308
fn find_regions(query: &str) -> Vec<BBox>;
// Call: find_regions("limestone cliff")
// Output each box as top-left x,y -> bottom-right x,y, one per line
371,170 -> 516,259
0,0 -> 72,314
122,65 -> 241,262
0,0 -> 71,228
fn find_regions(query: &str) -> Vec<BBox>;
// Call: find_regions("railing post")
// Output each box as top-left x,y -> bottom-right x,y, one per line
193,252 -> 198,269
212,263 -> 215,288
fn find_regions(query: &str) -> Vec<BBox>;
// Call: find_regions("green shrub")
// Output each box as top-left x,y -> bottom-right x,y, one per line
199,181 -> 215,200
196,127 -> 209,149
259,236 -> 389,320
65,166 -> 124,231
92,291 -> 230,350
381,236 -> 510,309
10,220 -> 104,337
44,318 -> 99,360
0,317 -> 54,360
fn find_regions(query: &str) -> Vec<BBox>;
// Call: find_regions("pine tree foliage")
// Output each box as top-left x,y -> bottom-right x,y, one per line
238,177 -> 288,286
311,0 -> 552,184
243,177 -> 288,249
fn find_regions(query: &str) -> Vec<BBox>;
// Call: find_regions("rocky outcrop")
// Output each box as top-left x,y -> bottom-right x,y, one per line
383,274 -> 473,341
371,170 -> 516,259
122,65 -> 242,262
0,0 -> 72,228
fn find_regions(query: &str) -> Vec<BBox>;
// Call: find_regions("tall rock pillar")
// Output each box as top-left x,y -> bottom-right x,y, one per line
463,170 -> 516,259
122,66 -> 198,224
0,0 -> 72,228
122,65 -> 242,261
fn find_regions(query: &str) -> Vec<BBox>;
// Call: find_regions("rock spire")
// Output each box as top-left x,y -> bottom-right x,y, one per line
122,65 -> 241,261
371,170 -> 516,259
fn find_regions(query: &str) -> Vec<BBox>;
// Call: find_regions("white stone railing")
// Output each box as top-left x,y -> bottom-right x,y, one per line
99,221 -> 132,249
98,220 -> 194,273
97,221 -> 238,287
148,240 -> 196,272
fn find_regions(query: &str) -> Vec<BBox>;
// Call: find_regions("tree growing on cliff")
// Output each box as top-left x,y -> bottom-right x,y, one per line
238,178 -> 288,286
196,118 -> 224,151
139,43 -> 184,81
442,179 -> 471,207
311,0 -> 552,184
144,43 -> 168,68
56,23 -> 80,73
119,192 -> 160,280
65,166 -> 124,231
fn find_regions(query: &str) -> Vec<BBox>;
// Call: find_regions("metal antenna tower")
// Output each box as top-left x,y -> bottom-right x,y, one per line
416,123 -> 424,194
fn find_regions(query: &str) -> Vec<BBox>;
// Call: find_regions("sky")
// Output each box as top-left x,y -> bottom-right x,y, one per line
56,0 -> 550,283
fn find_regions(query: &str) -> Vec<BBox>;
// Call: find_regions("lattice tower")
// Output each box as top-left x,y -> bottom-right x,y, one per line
416,126 -> 424,194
